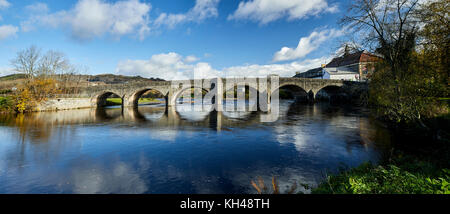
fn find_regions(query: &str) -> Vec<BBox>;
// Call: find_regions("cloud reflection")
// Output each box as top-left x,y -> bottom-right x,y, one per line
72,161 -> 148,194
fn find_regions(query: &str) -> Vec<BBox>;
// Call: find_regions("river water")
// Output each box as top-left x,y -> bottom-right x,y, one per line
0,101 -> 391,193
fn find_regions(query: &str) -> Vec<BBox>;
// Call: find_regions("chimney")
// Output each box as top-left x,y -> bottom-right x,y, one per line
344,44 -> 350,56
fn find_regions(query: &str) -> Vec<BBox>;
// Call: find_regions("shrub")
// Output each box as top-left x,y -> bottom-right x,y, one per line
312,162 -> 449,194
0,96 -> 14,112
12,78 -> 61,112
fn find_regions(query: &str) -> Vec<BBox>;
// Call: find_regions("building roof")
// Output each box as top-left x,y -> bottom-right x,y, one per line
325,50 -> 380,68
294,67 -> 323,78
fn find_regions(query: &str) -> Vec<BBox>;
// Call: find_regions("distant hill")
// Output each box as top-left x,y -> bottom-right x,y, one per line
87,74 -> 165,84
0,74 -> 27,81
0,73 -> 165,84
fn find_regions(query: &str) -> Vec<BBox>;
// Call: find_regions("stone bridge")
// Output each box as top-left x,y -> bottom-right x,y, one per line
64,77 -> 355,111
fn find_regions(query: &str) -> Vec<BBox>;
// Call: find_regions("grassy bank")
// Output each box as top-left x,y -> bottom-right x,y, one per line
312,155 -> 449,194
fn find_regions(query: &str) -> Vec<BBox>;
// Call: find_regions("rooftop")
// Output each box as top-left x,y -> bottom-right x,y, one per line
326,50 -> 381,68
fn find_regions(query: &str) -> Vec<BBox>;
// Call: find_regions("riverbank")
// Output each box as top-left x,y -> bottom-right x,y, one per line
311,153 -> 449,194
311,113 -> 450,194
0,96 -> 164,113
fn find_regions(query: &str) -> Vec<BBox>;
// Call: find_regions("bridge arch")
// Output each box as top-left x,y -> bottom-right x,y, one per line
271,83 -> 312,103
127,88 -> 167,107
223,84 -> 260,97
93,91 -> 124,108
171,86 -> 210,105
170,86 -> 213,121
273,82 -> 309,93
314,85 -> 345,102
313,82 -> 344,94
224,84 -> 260,109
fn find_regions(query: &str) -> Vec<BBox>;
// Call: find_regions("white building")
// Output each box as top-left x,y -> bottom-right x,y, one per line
322,67 -> 360,81
294,50 -> 381,81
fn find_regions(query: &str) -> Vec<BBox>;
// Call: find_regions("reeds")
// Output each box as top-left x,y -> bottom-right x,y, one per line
251,176 -> 298,194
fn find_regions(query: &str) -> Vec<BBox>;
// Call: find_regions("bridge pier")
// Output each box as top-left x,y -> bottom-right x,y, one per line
308,90 -> 316,103
167,88 -> 176,108
164,96 -> 169,113
209,110 -> 223,132
215,78 -> 223,112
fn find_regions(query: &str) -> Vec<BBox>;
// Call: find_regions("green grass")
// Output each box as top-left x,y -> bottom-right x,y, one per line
138,98 -> 159,103
311,153 -> 450,194
105,98 -> 123,105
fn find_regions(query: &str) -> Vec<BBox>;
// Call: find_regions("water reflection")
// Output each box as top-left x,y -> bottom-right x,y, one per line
0,101 -> 391,193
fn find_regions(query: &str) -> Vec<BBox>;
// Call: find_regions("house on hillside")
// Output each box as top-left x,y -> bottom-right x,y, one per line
294,50 -> 381,81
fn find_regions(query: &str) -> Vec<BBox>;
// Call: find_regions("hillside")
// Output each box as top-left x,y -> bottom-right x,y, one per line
0,74 -> 28,81
86,74 -> 165,84
0,73 -> 166,94
0,73 -> 165,84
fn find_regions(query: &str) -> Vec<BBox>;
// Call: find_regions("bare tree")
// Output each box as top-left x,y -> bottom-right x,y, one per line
341,0 -> 420,75
60,64 -> 89,95
11,46 -> 74,80
10,46 -> 41,80
39,50 -> 70,78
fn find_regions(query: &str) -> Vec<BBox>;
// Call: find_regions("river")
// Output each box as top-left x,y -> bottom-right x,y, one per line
0,101 -> 391,193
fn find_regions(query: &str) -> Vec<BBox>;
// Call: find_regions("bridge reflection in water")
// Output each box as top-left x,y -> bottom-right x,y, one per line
95,103 -> 265,132
0,101 -> 391,145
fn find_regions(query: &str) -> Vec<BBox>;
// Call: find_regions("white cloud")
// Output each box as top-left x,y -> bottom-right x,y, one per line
25,0 -> 151,41
0,25 -> 18,40
273,28 -> 345,62
21,0 -> 219,39
223,56 -> 330,77
116,52 -> 330,80
228,0 -> 338,24
116,52 -> 220,80
154,0 -> 219,29
21,3 -> 50,32
0,0 -> 10,9
0,67 -> 14,77
185,55 -> 200,63
25,2 -> 49,14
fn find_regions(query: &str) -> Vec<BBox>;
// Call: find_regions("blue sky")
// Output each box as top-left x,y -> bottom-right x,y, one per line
0,0 -> 351,80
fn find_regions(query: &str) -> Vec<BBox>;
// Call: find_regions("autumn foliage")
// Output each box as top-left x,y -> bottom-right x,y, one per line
13,78 -> 61,113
